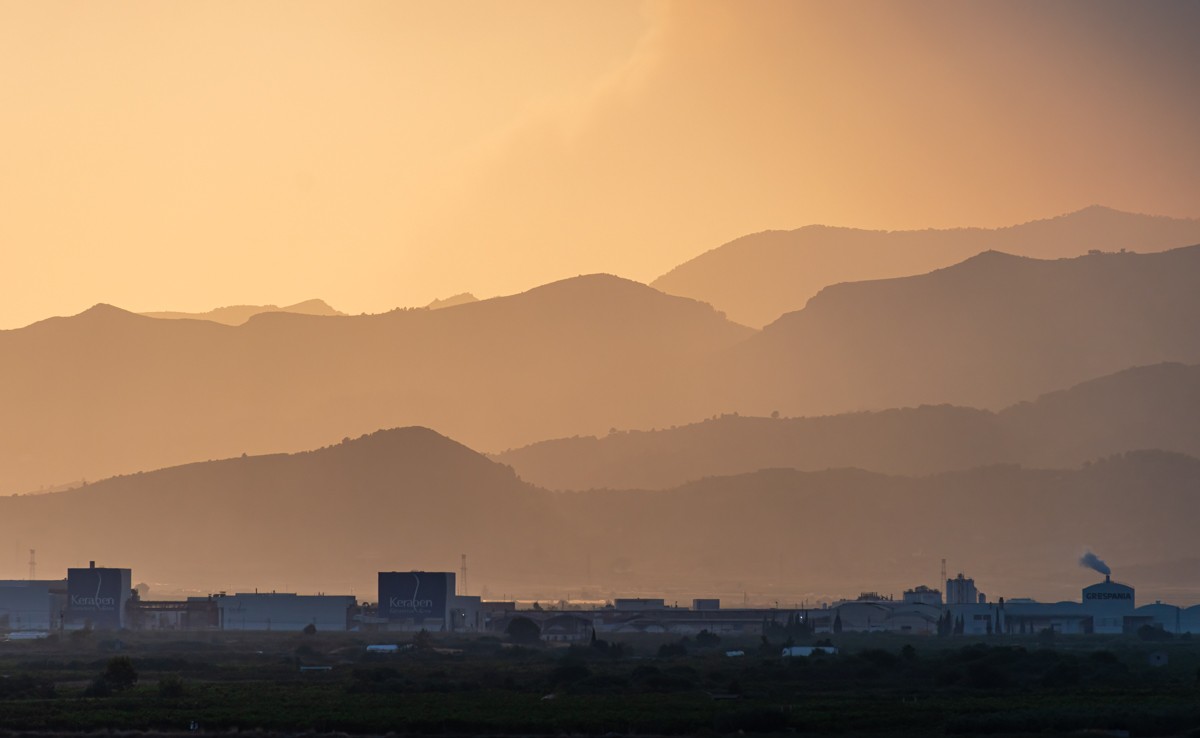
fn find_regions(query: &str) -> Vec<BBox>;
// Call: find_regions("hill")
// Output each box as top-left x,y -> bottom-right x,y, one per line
496,363 -> 1200,490
0,276 -> 752,494
0,428 -> 558,592
699,246 -> 1200,419
552,450 -> 1200,604
142,298 -> 345,325
653,206 -> 1200,327
3,430 -> 1197,604
425,293 -> 479,310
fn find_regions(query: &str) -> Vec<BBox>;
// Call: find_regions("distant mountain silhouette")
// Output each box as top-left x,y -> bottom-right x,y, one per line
425,293 -> 479,310
699,246 -> 1200,419
0,428 -> 559,591
561,450 -> 1200,603
653,206 -> 1200,327
2,429 -> 1196,603
496,363 -> 1200,490
143,299 -> 344,325
0,276 -> 751,494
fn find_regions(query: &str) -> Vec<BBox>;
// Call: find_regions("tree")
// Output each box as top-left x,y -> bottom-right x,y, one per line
302,623 -> 317,635
833,612 -> 843,634
101,656 -> 138,692
695,629 -> 722,648
413,628 -> 434,650
506,616 -> 541,645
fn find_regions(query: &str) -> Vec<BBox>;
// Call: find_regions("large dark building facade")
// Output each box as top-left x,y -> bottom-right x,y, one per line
66,562 -> 131,630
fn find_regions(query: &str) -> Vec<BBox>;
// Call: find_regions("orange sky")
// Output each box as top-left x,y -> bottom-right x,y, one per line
2,1 -> 1198,329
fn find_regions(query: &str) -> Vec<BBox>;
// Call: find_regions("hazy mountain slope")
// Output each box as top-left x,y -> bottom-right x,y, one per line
702,246 -> 1200,419
555,450 -> 1200,604
425,293 -> 479,310
0,428 -> 559,591
0,275 -> 752,494
496,406 -> 1005,490
653,207 -> 1200,327
1000,362 -> 1200,468
496,363 -> 1200,490
3,429 -> 1196,604
142,298 -> 345,325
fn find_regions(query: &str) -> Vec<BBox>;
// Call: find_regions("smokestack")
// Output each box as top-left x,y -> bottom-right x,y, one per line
1079,551 -> 1111,577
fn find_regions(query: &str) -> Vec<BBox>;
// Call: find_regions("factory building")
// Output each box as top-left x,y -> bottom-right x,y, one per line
614,598 -> 667,610
215,593 -> 357,631
947,574 -> 1146,636
130,597 -> 220,630
1134,602 -> 1200,634
0,579 -> 67,631
946,573 -> 984,605
810,592 -> 942,635
375,571 -> 456,631
903,586 -> 942,606
65,563 -> 132,630
1082,576 -> 1135,634
7,555 -> 1194,638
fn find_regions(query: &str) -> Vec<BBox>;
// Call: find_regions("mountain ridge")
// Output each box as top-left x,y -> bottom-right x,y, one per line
653,206 -> 1200,327
3,426 -> 1198,605
140,298 -> 345,326
495,362 -> 1200,490
0,274 -> 752,495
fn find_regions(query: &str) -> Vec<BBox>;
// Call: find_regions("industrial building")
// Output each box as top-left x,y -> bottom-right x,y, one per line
938,572 -> 1200,637
0,579 -> 66,631
372,571 -> 483,632
2,558 -> 1198,638
215,593 -> 357,631
65,562 -> 132,630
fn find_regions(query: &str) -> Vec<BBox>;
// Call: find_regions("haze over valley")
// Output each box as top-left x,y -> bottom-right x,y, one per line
3,211 -> 1200,606
3,1 -> 1199,616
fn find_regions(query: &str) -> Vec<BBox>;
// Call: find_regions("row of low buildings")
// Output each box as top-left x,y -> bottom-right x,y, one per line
3,562 -> 1198,638
0,566 -> 482,634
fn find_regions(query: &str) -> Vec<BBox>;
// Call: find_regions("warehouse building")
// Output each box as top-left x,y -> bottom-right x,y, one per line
215,593 -> 357,631
948,574 -> 1146,635
1134,602 -> 1200,634
0,579 -> 67,632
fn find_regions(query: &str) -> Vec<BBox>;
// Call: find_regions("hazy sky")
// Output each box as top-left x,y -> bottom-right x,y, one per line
2,1 -> 1198,328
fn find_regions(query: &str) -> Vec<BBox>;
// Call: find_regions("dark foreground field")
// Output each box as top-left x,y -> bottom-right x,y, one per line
1,629 -> 1199,737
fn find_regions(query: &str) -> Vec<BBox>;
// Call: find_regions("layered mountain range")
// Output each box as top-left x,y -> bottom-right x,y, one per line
496,362 -> 1200,490
141,299 -> 345,325
4,225 -> 1200,496
0,275 -> 750,494
695,246 -> 1200,418
2,428 -> 1196,604
4,207 -> 1199,602
653,206 -> 1200,327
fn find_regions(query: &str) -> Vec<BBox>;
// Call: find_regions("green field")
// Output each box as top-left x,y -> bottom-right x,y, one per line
1,629 -> 1198,736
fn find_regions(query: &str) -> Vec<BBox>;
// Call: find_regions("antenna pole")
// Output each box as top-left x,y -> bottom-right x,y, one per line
28,549 -> 35,581
460,553 -> 468,597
